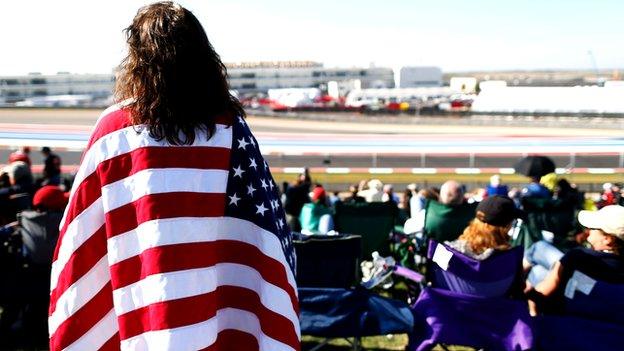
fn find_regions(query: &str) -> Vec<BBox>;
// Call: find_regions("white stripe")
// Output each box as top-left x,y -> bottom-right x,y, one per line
326,167 -> 350,174
112,263 -> 299,337
62,309 -> 118,351
455,168 -> 481,174
588,168 -> 615,174
368,167 -> 393,174
101,168 -> 229,212
498,168 -> 516,174
555,167 -> 568,174
51,198 -> 104,290
282,167 -> 305,174
49,255 -> 111,335
120,308 -> 295,351
411,168 -> 437,174
60,123 -> 232,229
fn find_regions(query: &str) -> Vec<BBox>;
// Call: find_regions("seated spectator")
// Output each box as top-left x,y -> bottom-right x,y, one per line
528,205 -> 624,315
284,172 -> 311,231
343,184 -> 365,204
299,186 -> 333,234
447,195 -> 523,261
358,179 -> 383,202
404,180 -> 477,242
486,174 -> 509,197
8,146 -> 32,167
409,187 -> 438,219
40,146 -> 62,186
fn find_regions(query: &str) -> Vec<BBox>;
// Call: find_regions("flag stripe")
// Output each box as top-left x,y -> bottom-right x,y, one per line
120,308 -> 295,351
60,123 -> 232,229
49,225 -> 107,314
111,263 -> 299,336
101,168 -> 228,213
105,217 -> 297,299
98,146 -> 230,186
109,241 -> 298,319
51,198 -> 104,290
50,282 -> 114,351
105,192 -> 226,238
62,309 -> 119,351
117,285 -> 299,347
49,255 -> 111,334
98,332 -> 122,351
199,330 -> 259,351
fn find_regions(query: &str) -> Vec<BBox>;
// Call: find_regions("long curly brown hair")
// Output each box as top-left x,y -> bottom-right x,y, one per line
115,2 -> 244,145
458,218 -> 512,255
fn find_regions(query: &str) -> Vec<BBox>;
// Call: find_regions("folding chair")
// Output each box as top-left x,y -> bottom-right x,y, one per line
333,201 -> 397,258
534,272 -> 624,351
409,240 -> 533,351
294,234 -> 414,351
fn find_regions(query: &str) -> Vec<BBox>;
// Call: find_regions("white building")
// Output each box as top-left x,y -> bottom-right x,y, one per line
0,73 -> 114,103
399,67 -> 443,88
226,61 -> 395,93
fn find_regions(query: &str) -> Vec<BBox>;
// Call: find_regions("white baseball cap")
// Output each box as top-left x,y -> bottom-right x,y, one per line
578,205 -> 624,241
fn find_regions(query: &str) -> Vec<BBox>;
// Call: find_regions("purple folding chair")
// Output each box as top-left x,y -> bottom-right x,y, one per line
534,273 -> 624,350
409,240 -> 533,351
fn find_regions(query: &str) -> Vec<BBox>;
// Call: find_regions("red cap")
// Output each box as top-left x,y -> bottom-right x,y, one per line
9,152 -> 31,165
33,185 -> 69,211
311,187 -> 326,201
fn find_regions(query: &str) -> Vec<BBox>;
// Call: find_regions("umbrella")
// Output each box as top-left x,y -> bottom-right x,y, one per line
514,155 -> 556,178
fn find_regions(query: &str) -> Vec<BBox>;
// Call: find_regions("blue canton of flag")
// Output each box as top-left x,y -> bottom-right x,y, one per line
224,116 -> 296,273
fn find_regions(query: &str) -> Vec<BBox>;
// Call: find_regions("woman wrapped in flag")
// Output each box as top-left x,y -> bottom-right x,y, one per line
48,2 -> 299,350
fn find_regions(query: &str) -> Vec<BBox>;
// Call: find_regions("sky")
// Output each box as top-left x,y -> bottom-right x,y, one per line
1,0 -> 623,75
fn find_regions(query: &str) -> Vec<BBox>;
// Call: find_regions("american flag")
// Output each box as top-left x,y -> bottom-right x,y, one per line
48,104 -> 299,351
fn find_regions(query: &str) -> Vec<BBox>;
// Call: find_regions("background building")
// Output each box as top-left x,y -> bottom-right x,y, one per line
399,66 -> 443,87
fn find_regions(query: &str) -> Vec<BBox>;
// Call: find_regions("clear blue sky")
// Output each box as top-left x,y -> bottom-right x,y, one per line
1,0 -> 622,75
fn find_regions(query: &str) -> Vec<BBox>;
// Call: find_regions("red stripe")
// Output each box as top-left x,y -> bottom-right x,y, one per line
49,225 -> 107,315
117,286 -> 299,349
98,146 -> 230,186
109,240 -> 298,314
53,172 -> 101,262
199,330 -> 259,351
98,332 -> 121,351
104,192 -> 226,238
49,282 -> 114,351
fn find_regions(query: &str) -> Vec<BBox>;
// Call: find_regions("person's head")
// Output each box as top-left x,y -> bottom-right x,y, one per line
33,185 -> 69,212
578,205 -> 624,254
459,196 -> 524,254
367,179 -> 383,192
383,184 -> 393,194
41,146 -> 51,156
115,1 -> 244,145
490,174 -> 501,187
311,186 -> 326,204
2,161 -> 31,186
439,180 -> 464,205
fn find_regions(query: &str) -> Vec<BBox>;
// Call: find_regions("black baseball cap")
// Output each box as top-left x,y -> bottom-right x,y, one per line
476,196 -> 524,226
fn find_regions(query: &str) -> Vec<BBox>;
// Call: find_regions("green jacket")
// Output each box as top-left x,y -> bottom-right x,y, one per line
424,200 -> 477,243
299,202 -> 332,233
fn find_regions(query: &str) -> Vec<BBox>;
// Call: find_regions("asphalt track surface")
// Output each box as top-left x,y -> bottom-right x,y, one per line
0,108 -> 623,188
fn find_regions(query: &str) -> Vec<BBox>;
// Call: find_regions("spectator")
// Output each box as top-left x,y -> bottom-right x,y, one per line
343,184 -> 365,204
40,146 -> 62,186
486,174 -> 509,197
299,186 -> 333,234
522,176 -> 551,199
8,146 -> 32,167
284,171 -> 311,231
358,179 -> 384,202
404,180 -> 477,242
410,187 -> 439,219
528,205 -> 624,315
382,183 -> 399,204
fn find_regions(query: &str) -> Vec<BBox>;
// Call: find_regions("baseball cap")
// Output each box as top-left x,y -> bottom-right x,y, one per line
578,205 -> 624,241
33,185 -> 69,211
311,186 -> 326,202
475,196 -> 524,227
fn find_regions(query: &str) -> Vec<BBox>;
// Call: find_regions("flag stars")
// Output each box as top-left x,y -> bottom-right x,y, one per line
269,180 -> 274,191
237,137 -> 249,150
249,157 -> 258,170
250,138 -> 256,147
247,184 -> 256,196
228,193 -> 241,206
233,165 -> 245,178
238,116 -> 246,125
264,160 -> 269,170
256,202 -> 268,216
260,179 -> 269,191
